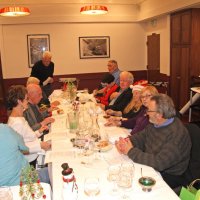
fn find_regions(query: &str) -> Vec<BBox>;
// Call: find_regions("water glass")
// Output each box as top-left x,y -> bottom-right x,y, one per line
66,111 -> 79,133
0,187 -> 13,200
121,162 -> 135,178
84,177 -> 100,197
107,165 -> 120,195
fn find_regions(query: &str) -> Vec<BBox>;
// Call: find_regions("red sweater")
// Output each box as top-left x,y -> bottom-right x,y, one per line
97,84 -> 118,106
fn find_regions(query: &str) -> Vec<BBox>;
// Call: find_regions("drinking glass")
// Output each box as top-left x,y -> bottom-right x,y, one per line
117,170 -> 133,200
120,162 -> 135,178
0,187 -> 13,200
66,111 -> 79,133
84,177 -> 100,197
117,162 -> 134,200
107,165 -> 120,195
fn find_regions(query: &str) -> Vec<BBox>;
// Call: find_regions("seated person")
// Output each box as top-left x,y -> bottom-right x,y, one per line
7,85 -> 51,167
106,84 -> 144,119
0,123 -> 50,186
27,77 -> 60,110
106,86 -> 158,135
100,71 -> 133,112
94,73 -> 118,106
115,94 -> 191,189
24,84 -> 55,131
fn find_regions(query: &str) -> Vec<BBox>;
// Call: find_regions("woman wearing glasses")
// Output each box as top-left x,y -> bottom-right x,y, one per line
105,86 -> 158,135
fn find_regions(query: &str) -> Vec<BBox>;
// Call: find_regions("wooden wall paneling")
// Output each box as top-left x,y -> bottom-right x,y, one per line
171,14 -> 181,45
181,11 -> 191,44
190,10 -> 200,77
2,70 -> 148,99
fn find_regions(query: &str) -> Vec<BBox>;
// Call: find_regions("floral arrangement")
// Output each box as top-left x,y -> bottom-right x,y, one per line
19,165 -> 46,200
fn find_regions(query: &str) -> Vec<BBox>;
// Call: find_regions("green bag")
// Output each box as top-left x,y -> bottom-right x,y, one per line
180,179 -> 200,200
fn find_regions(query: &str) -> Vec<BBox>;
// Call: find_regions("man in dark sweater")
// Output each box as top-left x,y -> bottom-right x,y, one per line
31,51 -> 54,97
115,94 -> 191,189
104,71 -> 133,111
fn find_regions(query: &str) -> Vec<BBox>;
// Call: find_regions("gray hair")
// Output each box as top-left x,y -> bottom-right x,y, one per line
26,77 -> 40,86
151,94 -> 176,119
108,60 -> 118,67
120,71 -> 134,84
43,51 -> 52,58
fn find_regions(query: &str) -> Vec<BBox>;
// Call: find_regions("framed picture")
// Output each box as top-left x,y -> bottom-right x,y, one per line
27,34 -> 50,67
79,36 -> 110,59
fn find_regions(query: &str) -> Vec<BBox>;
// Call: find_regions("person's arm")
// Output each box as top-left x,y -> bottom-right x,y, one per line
99,85 -> 118,106
127,127 -> 191,172
30,63 -> 39,77
130,115 -> 149,135
105,89 -> 132,111
121,117 -> 137,129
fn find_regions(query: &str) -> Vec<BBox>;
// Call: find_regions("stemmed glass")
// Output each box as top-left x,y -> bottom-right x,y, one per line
107,165 -> 120,195
84,177 -> 100,198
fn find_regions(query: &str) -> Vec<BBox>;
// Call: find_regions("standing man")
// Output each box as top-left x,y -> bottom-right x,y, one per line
107,60 -> 121,86
31,51 -> 54,97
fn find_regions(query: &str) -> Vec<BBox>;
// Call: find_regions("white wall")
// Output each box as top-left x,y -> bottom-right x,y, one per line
141,15 -> 170,75
1,22 -> 146,78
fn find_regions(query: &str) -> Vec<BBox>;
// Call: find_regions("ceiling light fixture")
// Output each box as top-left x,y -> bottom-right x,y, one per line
80,5 -> 108,15
0,6 -> 30,17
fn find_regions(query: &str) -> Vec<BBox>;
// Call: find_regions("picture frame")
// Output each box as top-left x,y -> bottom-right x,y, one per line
27,34 -> 50,67
79,36 -> 110,59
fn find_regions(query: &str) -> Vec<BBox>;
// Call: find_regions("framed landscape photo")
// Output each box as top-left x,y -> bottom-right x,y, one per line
79,36 -> 110,59
27,34 -> 50,67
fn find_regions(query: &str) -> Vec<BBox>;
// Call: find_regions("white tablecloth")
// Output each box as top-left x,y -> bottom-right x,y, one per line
1,183 -> 52,200
46,92 -> 180,200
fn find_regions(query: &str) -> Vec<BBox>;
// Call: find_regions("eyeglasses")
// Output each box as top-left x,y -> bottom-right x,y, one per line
140,94 -> 152,99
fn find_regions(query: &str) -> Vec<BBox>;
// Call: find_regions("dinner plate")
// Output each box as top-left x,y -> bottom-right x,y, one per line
95,141 -> 113,152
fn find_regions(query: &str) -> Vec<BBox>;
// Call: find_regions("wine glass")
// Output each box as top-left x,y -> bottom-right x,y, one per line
84,177 -> 100,197
107,165 -> 120,195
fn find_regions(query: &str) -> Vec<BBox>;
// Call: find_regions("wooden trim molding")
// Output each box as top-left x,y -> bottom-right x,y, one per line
2,70 -> 170,102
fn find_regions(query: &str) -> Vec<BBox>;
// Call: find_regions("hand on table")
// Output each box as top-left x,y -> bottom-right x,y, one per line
41,117 -> 55,126
41,141 -> 51,151
115,137 -> 133,155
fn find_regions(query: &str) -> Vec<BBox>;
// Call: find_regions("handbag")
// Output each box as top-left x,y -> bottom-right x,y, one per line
179,179 -> 200,200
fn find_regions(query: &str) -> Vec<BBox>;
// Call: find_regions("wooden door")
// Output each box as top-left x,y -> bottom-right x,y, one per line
147,33 -> 160,82
170,46 -> 190,109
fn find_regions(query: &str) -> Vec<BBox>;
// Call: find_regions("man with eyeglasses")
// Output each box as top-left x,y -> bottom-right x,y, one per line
115,94 -> 191,189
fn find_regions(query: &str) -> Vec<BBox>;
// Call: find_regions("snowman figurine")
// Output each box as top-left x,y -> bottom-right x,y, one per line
61,163 -> 78,200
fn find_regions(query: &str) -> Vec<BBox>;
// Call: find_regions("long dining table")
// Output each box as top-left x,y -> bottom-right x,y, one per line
45,90 -> 181,200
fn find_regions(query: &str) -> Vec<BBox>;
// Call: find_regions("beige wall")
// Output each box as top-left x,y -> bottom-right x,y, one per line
141,15 -> 170,75
0,23 -> 146,79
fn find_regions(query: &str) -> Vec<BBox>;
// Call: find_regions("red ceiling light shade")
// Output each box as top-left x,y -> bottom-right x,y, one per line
0,6 -> 30,17
80,5 -> 108,15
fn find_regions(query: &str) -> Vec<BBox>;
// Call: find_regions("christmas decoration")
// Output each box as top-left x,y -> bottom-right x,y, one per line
19,165 -> 46,200
61,163 -> 78,200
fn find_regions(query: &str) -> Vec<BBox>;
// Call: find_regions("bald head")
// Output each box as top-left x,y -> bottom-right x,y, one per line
27,84 -> 43,105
